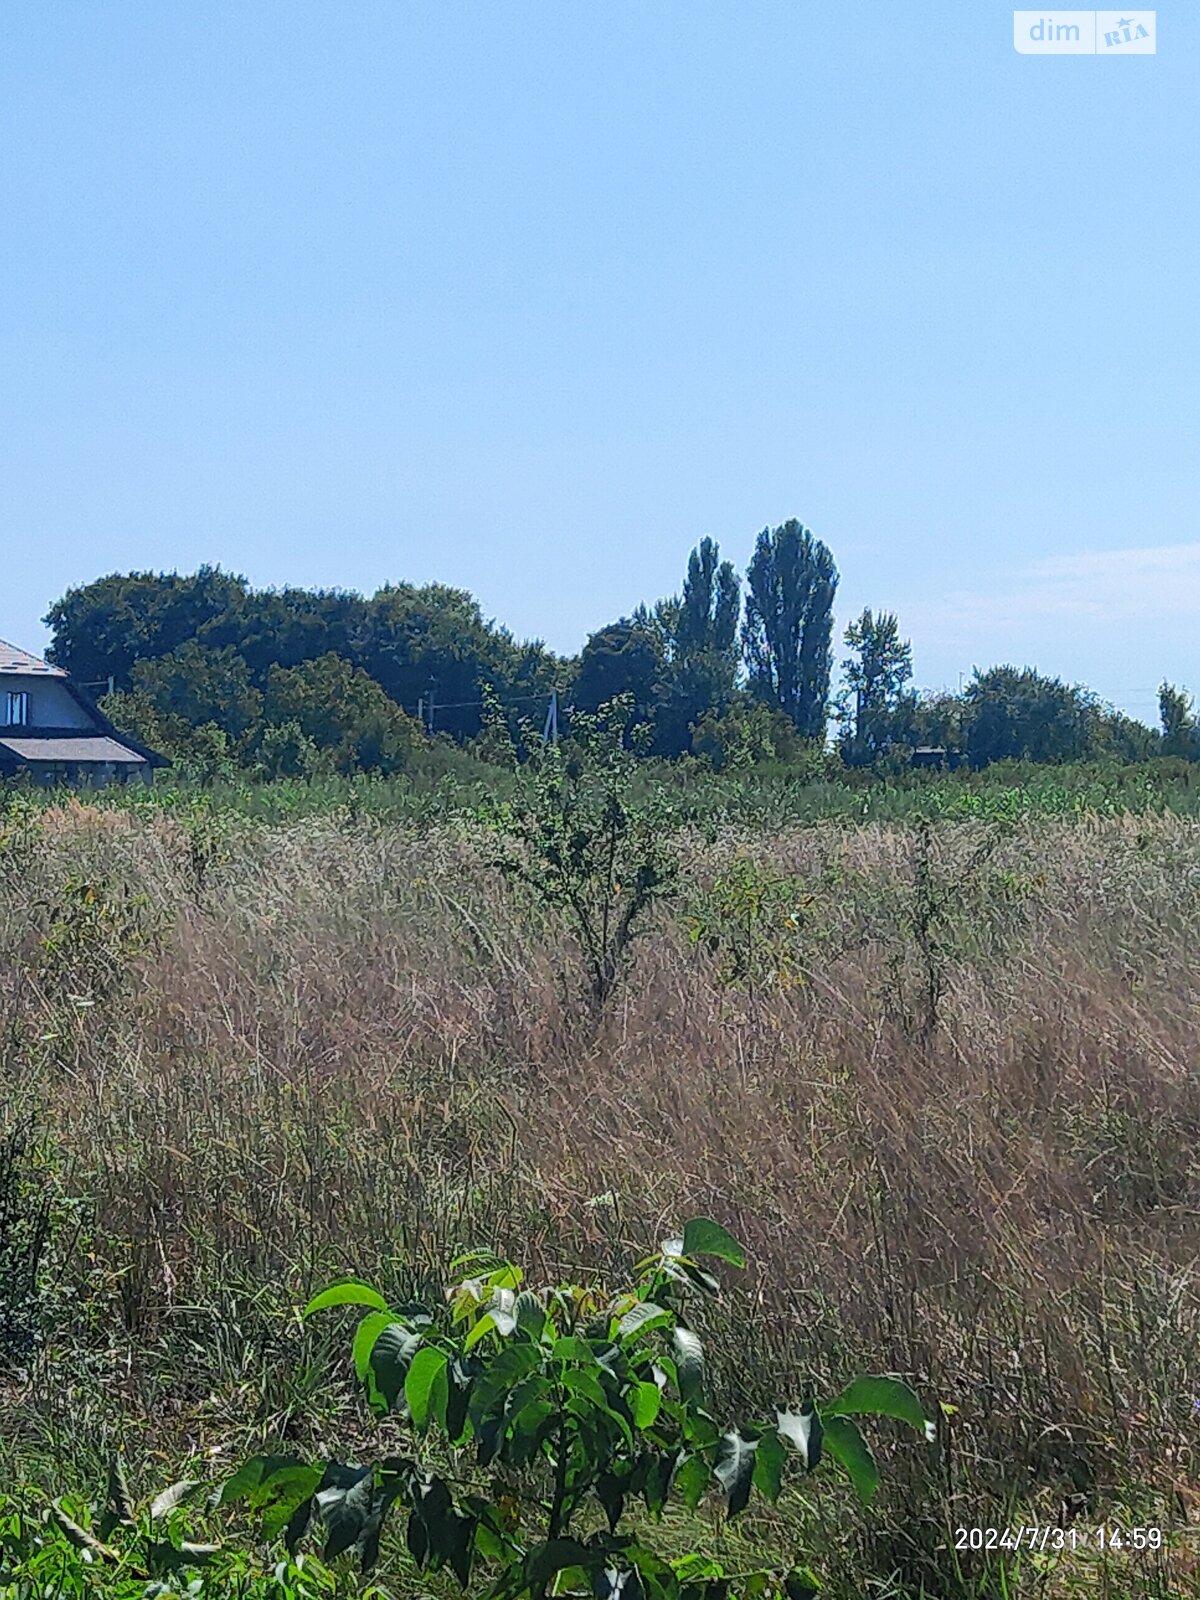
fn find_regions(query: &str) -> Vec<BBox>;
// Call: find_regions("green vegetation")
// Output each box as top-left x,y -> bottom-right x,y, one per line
6,599 -> 1200,1599
37,520 -> 1179,784
1,749 -> 1198,1597
225,1228 -> 927,1598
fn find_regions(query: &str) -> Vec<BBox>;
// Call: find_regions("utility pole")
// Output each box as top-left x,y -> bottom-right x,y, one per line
542,690 -> 559,746
425,684 -> 436,737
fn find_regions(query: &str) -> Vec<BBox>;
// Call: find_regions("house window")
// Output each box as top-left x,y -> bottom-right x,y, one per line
2,692 -> 29,727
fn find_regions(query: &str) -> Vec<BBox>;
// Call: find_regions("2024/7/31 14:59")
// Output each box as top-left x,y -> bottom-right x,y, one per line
955,1527 -> 1165,1552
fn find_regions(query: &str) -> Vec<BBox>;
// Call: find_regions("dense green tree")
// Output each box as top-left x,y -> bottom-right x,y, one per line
651,655 -> 740,757
690,700 -> 803,770
130,642 -> 263,742
675,537 -> 740,661
359,583 -> 556,739
44,566 -> 250,690
838,608 -> 913,765
46,558 -> 1169,780
1095,708 -> 1159,762
45,569 -> 560,751
741,521 -> 839,739
263,653 -> 423,774
206,587 -> 369,681
571,617 -> 664,725
97,687 -> 240,781
962,666 -> 1102,767
1159,682 -> 1199,758
255,719 -> 321,779
885,689 -> 966,755
358,583 -> 489,726
648,539 -> 742,756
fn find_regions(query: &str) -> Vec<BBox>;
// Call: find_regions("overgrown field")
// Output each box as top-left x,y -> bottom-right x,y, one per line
2,785 -> 1199,1597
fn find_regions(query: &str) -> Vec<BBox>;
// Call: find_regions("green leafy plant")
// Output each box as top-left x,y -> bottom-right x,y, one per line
486,699 -> 677,1007
0,1484 -> 346,1598
686,858 -> 812,992
226,1222 -> 931,1598
33,874 -> 161,1008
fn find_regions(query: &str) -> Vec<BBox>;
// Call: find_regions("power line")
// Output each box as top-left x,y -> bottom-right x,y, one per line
415,691 -> 553,713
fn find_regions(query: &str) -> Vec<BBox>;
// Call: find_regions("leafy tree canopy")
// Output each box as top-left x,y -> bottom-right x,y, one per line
741,521 -> 838,740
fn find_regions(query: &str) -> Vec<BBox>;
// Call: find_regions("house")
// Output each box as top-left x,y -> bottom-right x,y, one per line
0,639 -> 168,787
911,746 -> 963,771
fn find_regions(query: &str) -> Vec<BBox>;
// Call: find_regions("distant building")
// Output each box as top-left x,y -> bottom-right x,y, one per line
0,640 -> 168,787
911,746 -> 962,770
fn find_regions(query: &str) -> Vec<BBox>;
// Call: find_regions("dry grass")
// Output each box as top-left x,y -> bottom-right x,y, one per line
2,798 -> 1199,1595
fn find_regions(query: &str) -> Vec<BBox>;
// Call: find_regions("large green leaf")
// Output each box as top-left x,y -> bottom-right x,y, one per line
595,1470 -> 629,1533
753,1430 -> 785,1502
352,1311 -> 397,1384
405,1347 -> 449,1430
50,1505 -> 117,1560
552,1335 -> 601,1364
673,1452 -> 711,1511
681,1219 -> 746,1268
149,1480 -> 201,1520
714,1430 -> 757,1517
105,1458 -> 134,1526
824,1375 -> 928,1434
369,1324 -> 423,1413
146,1538 -> 220,1574
821,1415 -> 879,1505
316,1466 -> 377,1561
641,1451 -> 675,1515
672,1328 -> 705,1406
524,1538 -> 593,1592
776,1404 -> 822,1470
463,1311 -> 497,1351
513,1290 -> 547,1340
303,1279 -> 388,1317
631,1381 -> 662,1429
561,1366 -> 611,1411
615,1302 -> 674,1344
219,1456 -> 315,1508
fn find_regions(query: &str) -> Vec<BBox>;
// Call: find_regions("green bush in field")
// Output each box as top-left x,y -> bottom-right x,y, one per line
485,700 -> 678,1008
219,1221 -> 931,1600
686,858 -> 812,992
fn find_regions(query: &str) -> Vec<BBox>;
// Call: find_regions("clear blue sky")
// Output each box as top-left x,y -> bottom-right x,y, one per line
2,3 -> 1194,723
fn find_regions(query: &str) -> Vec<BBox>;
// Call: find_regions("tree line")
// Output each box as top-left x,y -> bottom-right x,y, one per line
41,520 -> 1188,778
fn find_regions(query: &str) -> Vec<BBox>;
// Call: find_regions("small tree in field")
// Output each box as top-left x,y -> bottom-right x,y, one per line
486,698 -> 677,1008
224,1221 -> 932,1598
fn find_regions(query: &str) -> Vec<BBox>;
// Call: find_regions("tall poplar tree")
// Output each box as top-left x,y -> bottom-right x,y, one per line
741,520 -> 838,739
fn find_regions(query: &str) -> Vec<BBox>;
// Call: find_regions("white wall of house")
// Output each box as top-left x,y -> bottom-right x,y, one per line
0,674 -> 94,729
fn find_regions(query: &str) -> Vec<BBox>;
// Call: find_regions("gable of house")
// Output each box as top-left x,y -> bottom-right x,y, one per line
0,639 -> 168,783
0,671 -> 96,730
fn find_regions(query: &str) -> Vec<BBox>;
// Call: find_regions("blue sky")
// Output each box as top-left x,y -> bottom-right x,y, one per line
2,3 -> 1194,723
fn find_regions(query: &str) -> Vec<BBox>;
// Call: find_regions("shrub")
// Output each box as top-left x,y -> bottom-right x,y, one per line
486,701 -> 678,1007
222,1221 -> 931,1598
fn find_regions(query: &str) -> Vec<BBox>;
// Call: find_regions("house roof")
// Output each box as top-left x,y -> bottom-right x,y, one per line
0,639 -> 67,677
0,638 -> 169,768
0,734 -> 150,765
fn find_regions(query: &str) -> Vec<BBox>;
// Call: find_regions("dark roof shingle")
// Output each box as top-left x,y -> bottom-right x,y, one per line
0,639 -> 66,676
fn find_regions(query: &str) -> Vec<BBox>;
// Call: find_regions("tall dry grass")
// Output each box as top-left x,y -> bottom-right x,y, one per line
1,799 -> 1198,1593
